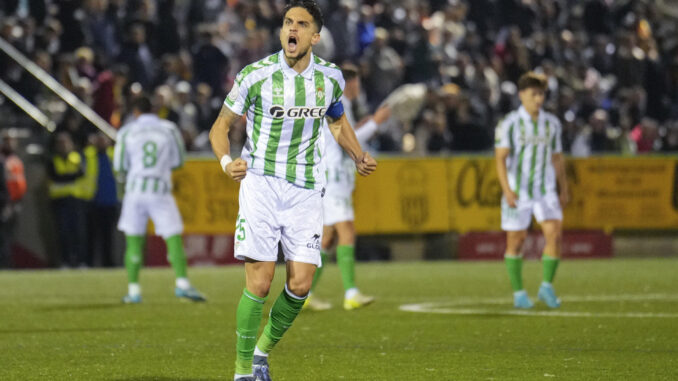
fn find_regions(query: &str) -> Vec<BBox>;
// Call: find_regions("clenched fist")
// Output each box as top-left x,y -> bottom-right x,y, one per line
356,152 -> 377,176
225,158 -> 247,181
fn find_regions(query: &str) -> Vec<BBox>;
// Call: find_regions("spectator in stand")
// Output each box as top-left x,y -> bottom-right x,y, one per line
117,23 -> 154,90
0,132 -> 26,268
630,118 -> 660,154
361,27 -> 403,109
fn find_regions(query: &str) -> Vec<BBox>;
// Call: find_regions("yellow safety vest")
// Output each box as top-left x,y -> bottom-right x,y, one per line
80,145 -> 115,200
48,151 -> 85,199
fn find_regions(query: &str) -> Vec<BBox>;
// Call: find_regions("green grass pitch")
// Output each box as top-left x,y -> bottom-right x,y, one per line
1,258 -> 677,380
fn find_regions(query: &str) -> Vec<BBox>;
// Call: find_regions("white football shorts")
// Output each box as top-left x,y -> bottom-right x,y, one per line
118,193 -> 184,238
501,192 -> 563,231
322,193 -> 354,226
234,172 -> 322,266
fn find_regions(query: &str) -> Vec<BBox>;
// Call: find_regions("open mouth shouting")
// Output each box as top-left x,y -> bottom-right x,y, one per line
288,35 -> 298,53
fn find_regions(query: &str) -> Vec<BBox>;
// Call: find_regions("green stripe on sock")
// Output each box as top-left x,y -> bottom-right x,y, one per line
542,255 -> 560,283
165,234 -> 187,278
504,256 -> 523,291
235,288 -> 267,375
311,251 -> 328,292
336,245 -> 356,291
256,288 -> 306,354
124,235 -> 145,283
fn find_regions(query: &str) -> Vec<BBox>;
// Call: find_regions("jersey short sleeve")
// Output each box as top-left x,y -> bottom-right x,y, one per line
325,68 -> 345,119
223,71 -> 251,116
494,116 -> 513,149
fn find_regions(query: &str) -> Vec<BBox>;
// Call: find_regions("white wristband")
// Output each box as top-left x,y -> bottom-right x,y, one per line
220,155 -> 233,172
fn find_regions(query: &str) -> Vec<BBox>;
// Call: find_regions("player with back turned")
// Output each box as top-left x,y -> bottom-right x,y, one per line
208,1 -> 377,380
495,72 -> 569,309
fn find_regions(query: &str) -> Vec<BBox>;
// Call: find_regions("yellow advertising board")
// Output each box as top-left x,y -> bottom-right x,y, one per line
172,158 -> 239,234
353,158 -> 450,233
174,156 -> 678,234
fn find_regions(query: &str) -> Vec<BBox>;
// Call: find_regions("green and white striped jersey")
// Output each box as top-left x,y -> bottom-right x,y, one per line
224,50 -> 344,190
495,106 -> 562,200
113,114 -> 185,194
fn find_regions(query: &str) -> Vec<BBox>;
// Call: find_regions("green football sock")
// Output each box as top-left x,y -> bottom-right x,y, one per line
504,255 -> 524,291
336,245 -> 356,291
310,251 -> 328,292
256,287 -> 306,354
235,289 -> 266,375
165,235 -> 188,279
124,235 -> 145,283
542,254 -> 560,283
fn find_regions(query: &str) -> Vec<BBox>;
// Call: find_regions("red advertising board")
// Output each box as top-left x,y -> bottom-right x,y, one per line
458,231 -> 613,260
145,234 -> 239,266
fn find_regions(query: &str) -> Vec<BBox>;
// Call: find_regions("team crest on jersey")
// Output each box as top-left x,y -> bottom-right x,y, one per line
269,105 -> 327,119
273,86 -> 284,97
316,87 -> 324,102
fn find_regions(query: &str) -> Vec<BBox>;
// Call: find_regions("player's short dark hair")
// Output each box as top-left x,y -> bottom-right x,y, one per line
518,72 -> 548,91
340,63 -> 359,81
283,0 -> 324,32
132,94 -> 153,113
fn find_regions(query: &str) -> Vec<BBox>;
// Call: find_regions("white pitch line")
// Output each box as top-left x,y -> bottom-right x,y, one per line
399,293 -> 678,318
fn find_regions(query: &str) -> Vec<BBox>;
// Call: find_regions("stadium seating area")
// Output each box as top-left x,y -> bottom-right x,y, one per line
2,0 -> 678,154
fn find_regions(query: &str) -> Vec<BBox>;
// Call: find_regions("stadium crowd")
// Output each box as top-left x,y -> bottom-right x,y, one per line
2,0 -> 678,155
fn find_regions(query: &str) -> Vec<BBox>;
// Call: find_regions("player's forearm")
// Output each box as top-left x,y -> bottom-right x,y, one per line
329,115 -> 364,163
553,154 -> 568,193
209,106 -> 236,159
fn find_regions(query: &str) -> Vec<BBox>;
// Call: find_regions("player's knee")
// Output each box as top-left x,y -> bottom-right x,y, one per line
286,278 -> 312,298
247,278 -> 273,298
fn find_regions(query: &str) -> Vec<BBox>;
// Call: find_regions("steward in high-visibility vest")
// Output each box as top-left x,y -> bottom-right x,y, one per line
47,132 -> 87,268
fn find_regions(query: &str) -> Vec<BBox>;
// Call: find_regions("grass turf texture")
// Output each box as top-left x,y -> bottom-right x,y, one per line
1,258 -> 677,380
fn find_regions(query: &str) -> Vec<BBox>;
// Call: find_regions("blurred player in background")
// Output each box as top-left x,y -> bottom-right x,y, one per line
303,63 -> 390,311
209,1 -> 376,380
114,95 -> 206,304
495,72 -> 569,309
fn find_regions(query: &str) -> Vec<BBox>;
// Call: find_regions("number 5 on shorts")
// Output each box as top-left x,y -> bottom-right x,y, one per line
236,215 -> 246,241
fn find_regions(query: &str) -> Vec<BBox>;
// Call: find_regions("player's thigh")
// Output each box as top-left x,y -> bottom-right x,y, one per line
234,174 -> 281,262
501,198 -> 533,232
280,187 -> 323,267
147,195 -> 184,238
334,220 -> 356,246
322,194 -> 354,226
117,195 -> 150,236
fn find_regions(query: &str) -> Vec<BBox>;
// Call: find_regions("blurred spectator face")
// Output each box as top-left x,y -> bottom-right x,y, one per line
0,132 -> 18,156
34,51 -> 52,71
280,6 -> 321,61
196,83 -> 212,103
130,25 -> 146,45
590,109 -> 608,132
55,133 -> 75,156
518,87 -> 545,115
154,85 -> 173,108
94,132 -> 111,150
374,28 -> 389,49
